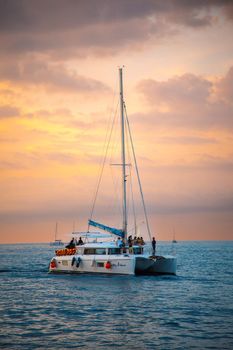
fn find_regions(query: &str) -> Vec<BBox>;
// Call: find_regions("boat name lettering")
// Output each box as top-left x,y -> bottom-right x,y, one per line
111,262 -> 126,267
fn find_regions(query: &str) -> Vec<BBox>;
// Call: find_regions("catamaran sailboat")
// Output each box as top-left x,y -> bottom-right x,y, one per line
49,68 -> 176,275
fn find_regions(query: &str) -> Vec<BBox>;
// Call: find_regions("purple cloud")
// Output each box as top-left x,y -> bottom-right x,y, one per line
216,66 -> 233,104
0,0 -> 232,58
0,105 -> 20,118
0,58 -> 110,93
137,73 -> 212,107
136,67 -> 233,130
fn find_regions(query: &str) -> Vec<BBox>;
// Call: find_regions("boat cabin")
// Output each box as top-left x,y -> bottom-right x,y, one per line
79,245 -> 144,256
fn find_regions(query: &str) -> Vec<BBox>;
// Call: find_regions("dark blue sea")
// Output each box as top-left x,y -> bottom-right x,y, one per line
0,241 -> 232,349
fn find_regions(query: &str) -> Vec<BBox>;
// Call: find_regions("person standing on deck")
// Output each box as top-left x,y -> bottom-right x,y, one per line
152,237 -> 156,255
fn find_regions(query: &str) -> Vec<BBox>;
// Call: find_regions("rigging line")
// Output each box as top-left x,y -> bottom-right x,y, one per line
125,116 -> 137,236
109,105 -> 124,228
108,79 -> 119,163
110,105 -> 120,165
109,103 -> 121,220
124,103 -> 152,241
87,75 -> 118,221
88,100 -> 119,228
100,78 -> 119,171
76,75 -> 118,146
127,220 -> 145,235
109,115 -> 123,226
110,162 -> 123,224
129,162 -> 137,236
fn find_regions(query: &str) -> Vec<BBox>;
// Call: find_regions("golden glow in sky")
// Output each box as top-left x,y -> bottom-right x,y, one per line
0,1 -> 233,243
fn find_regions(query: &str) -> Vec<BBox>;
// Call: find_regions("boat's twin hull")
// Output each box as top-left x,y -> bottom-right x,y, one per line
147,255 -> 177,275
49,254 -> 177,275
135,256 -> 154,273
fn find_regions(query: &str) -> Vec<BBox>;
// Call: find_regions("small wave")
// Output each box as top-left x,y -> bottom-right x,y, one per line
0,269 -> 11,273
0,267 -> 49,275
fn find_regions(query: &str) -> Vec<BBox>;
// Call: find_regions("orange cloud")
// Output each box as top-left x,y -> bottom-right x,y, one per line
0,1 -> 233,242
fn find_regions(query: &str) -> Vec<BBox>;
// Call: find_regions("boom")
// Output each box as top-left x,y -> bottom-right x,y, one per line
88,219 -> 124,238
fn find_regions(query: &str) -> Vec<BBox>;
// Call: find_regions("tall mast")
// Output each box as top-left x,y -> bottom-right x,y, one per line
119,67 -> 127,240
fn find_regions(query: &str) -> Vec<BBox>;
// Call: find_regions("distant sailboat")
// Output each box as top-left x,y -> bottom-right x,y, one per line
50,222 -> 63,246
172,229 -> 178,244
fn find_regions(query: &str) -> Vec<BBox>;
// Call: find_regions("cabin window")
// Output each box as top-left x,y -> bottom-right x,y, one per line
96,262 -> 105,267
95,248 -> 106,255
84,248 -> 96,255
84,248 -> 106,255
108,248 -> 121,255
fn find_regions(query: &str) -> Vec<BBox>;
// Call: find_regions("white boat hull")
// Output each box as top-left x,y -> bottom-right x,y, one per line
49,254 -> 136,275
49,254 -> 177,275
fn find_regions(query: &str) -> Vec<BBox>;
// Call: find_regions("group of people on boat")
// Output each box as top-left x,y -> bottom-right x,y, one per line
66,235 -> 156,255
66,237 -> 84,249
127,235 -> 145,246
115,235 -> 145,248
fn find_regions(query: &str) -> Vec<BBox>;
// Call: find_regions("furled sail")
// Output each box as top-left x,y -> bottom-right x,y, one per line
88,220 -> 124,238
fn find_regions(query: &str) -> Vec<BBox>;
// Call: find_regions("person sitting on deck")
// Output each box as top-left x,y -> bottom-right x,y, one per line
133,236 -> 137,245
66,238 -> 75,249
77,237 -> 84,245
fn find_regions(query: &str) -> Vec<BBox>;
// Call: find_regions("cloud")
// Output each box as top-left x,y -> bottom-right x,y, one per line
25,108 -> 107,134
137,73 -> 212,107
0,105 -> 20,118
0,146 -> 105,171
152,156 -> 233,172
216,66 -> 233,104
136,66 -> 233,130
223,1 -> 233,20
156,136 -> 218,145
0,0 -> 232,58
0,150 -> 79,171
0,0 -> 217,33
0,58 -> 110,93
148,192 -> 233,215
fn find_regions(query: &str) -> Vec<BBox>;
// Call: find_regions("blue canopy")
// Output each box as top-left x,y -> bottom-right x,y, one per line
88,219 -> 124,238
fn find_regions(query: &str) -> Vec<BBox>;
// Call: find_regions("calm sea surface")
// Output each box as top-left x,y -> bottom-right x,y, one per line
0,241 -> 232,349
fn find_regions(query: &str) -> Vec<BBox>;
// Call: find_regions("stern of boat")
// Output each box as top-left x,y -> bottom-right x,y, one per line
147,255 -> 177,275
135,256 -> 155,274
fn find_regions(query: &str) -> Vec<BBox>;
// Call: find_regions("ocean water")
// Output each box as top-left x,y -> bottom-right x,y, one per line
0,241 -> 232,350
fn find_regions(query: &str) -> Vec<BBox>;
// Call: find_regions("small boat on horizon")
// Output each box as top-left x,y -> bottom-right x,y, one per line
50,222 -> 64,246
49,68 -> 177,275
172,229 -> 178,244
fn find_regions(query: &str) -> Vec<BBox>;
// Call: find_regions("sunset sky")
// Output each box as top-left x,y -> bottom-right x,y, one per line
0,0 -> 233,243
